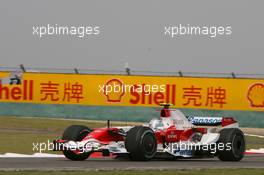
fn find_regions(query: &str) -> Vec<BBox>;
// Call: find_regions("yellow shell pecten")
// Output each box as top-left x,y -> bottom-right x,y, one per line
247,83 -> 264,107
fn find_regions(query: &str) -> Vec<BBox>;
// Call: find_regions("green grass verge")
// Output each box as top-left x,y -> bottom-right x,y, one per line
0,169 -> 264,175
245,135 -> 264,149
0,116 -> 134,154
0,116 -> 263,154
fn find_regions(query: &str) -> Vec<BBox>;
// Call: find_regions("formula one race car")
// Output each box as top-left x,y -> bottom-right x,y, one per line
53,103 -> 245,161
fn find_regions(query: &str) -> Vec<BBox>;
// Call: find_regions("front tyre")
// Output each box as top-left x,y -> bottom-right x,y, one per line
218,128 -> 245,161
62,125 -> 92,161
125,126 -> 157,161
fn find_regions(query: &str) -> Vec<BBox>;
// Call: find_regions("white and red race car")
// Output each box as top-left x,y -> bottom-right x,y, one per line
53,103 -> 245,161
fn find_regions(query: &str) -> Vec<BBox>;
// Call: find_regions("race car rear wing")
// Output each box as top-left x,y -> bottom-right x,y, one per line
187,116 -> 237,127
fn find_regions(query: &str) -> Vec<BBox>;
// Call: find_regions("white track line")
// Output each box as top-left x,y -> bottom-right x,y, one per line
245,149 -> 264,154
0,153 -> 64,158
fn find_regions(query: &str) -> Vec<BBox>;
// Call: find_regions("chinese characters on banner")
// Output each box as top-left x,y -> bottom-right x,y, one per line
182,86 -> 226,108
40,81 -> 84,103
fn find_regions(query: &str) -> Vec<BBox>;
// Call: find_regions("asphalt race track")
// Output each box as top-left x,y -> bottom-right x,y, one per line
0,155 -> 263,171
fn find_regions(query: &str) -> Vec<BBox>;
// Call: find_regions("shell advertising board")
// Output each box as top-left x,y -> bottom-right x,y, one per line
0,71 -> 263,111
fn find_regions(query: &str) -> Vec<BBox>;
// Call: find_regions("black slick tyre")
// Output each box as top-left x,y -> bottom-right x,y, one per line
218,128 -> 245,161
125,126 -> 157,161
62,125 -> 92,161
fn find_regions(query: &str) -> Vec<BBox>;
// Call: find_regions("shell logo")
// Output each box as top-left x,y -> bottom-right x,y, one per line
247,83 -> 264,108
103,79 -> 125,102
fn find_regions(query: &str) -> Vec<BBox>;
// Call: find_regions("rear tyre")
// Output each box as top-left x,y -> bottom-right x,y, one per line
125,126 -> 157,161
218,128 -> 245,161
62,125 -> 92,161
